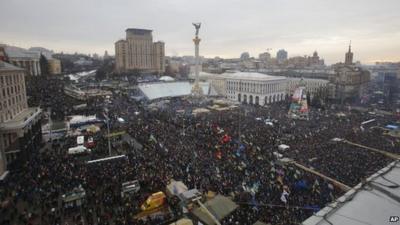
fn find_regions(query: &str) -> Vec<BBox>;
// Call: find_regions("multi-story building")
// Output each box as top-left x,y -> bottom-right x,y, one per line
309,51 -> 325,67
196,71 -> 329,105
259,52 -> 271,62
206,72 -> 287,105
29,47 -> 62,75
115,28 -> 165,74
328,44 -> 371,102
0,61 -> 42,177
47,59 -> 62,75
3,46 -> 41,76
226,72 -> 287,105
277,49 -> 288,64
240,52 -> 250,60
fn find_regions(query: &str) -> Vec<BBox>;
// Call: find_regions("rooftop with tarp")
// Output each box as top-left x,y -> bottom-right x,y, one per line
302,161 -> 400,225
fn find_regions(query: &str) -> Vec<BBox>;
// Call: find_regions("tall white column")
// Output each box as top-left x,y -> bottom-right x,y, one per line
33,61 -> 37,76
36,61 -> 41,75
191,23 -> 203,96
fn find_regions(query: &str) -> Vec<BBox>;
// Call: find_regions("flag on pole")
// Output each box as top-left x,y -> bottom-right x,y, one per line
280,190 -> 289,204
149,134 -> 157,143
216,151 -> 222,159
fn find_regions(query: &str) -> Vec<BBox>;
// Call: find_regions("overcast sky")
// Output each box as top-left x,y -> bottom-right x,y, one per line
1,0 -> 399,64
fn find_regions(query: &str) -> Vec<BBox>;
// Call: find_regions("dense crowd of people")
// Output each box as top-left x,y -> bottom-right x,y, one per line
1,90 -> 399,225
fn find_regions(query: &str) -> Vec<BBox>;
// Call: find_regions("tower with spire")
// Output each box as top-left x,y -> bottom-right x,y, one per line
345,41 -> 353,65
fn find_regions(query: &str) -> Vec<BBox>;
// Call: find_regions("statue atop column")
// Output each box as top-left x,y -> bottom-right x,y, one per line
192,23 -> 201,37
191,22 -> 203,96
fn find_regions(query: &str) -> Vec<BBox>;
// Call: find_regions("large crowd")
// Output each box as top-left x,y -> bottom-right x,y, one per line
1,90 -> 399,225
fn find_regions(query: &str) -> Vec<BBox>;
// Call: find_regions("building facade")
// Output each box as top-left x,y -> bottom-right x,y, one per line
47,59 -> 62,75
328,45 -> 371,102
226,73 -> 287,105
208,72 -> 287,106
277,49 -> 288,64
259,52 -> 271,62
115,28 -> 165,74
0,61 -> 42,176
3,46 -> 41,76
29,47 -> 62,75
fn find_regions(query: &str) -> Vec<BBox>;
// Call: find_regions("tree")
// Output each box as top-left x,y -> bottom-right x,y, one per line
95,58 -> 114,81
95,67 -> 106,81
39,54 -> 49,75
306,91 -> 311,106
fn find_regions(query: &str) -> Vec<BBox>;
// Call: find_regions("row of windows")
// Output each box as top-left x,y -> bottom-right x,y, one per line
0,102 -> 25,122
1,84 -> 23,98
226,80 -> 284,94
0,74 -> 23,86
225,93 -> 286,105
0,94 -> 25,110
1,133 -> 18,151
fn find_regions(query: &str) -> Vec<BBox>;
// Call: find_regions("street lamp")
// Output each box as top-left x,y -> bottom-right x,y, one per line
103,109 -> 112,156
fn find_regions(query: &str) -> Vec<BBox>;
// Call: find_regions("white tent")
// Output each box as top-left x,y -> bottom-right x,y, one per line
159,76 -> 175,82
278,144 -> 290,151
68,145 -> 90,155
166,180 -> 189,197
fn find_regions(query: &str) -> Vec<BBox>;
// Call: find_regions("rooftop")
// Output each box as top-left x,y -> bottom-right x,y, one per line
0,60 -> 24,71
4,46 -> 40,59
138,81 -> 210,100
0,107 -> 41,131
126,28 -> 153,35
302,160 -> 400,225
220,72 -> 287,81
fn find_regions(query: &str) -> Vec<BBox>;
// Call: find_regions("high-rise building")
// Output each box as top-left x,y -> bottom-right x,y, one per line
103,50 -> 111,60
0,61 -> 42,176
259,52 -> 271,62
115,28 -> 165,74
240,52 -> 250,60
328,45 -> 370,102
277,49 -> 288,64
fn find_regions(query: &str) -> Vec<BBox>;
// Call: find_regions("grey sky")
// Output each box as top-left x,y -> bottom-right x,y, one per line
1,0 -> 399,64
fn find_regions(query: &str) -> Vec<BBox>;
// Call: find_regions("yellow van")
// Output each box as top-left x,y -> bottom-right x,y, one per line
141,191 -> 166,211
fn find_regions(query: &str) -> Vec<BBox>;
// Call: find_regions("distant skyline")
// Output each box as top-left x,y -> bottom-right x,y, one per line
1,0 -> 400,65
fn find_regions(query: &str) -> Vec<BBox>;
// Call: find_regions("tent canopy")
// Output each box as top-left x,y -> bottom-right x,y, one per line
166,180 -> 188,197
191,195 -> 238,225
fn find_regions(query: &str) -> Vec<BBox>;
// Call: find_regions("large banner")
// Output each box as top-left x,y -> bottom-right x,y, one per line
289,87 -> 309,120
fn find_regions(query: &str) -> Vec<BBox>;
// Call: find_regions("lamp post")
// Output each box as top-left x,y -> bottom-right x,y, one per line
103,109 -> 112,156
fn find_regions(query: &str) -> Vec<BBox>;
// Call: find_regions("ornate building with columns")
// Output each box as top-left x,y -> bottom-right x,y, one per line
225,73 -> 287,105
197,72 -> 328,105
207,72 -> 287,105
0,61 -> 42,177
3,46 -> 42,76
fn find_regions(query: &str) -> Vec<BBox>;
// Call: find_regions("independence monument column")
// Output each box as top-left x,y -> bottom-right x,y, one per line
191,22 -> 203,96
